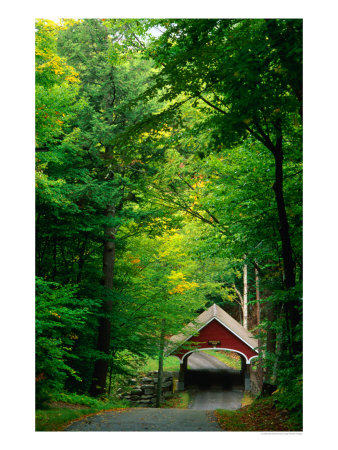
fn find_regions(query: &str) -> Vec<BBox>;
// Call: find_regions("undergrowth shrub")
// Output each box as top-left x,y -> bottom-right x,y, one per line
35,278 -> 92,408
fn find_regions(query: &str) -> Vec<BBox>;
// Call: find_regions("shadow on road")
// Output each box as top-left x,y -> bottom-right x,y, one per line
185,368 -> 244,390
186,367 -> 244,410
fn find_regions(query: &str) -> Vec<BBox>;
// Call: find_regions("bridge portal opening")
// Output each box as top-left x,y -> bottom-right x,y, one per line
184,349 -> 244,390
167,304 -> 259,392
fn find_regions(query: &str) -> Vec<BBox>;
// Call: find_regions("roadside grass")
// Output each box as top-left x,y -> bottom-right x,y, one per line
161,391 -> 191,409
241,391 -> 255,407
215,396 -> 300,431
36,406 -> 95,431
204,350 -> 241,370
135,350 -> 241,375
137,356 -> 180,374
36,393 -> 131,431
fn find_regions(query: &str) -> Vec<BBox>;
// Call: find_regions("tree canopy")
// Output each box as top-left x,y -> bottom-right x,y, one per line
35,18 -> 302,421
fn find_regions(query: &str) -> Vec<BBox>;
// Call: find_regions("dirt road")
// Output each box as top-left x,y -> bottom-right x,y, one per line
187,351 -> 244,410
65,352 -> 242,431
65,408 -> 221,431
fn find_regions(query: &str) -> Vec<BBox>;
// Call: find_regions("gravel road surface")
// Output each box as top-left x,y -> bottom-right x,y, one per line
188,389 -> 243,410
186,352 -> 244,410
65,352 -> 242,431
65,408 -> 221,431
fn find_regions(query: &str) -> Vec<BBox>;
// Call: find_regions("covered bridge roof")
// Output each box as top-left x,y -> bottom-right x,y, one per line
167,303 -> 258,355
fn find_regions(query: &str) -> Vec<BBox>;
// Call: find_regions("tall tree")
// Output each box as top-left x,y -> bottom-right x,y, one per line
137,18 -> 302,353
57,19 -> 169,395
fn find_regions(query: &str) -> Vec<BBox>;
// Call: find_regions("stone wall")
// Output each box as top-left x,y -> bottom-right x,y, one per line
118,371 -> 176,407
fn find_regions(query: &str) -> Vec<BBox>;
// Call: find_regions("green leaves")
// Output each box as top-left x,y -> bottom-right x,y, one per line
35,278 -> 94,405
35,18 -> 302,408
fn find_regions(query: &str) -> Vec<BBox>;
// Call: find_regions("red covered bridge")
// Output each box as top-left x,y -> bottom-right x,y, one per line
166,303 -> 259,390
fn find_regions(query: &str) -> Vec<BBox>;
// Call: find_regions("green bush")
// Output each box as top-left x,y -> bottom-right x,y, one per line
35,277 -> 91,407
36,393 -> 131,431
274,375 -> 303,428
54,392 -> 128,409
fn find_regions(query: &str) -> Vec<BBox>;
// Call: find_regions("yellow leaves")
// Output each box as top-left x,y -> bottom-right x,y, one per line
39,56 -> 79,82
65,75 -> 80,84
69,333 -> 78,340
191,179 -> 205,189
65,67 -> 80,84
168,281 -> 199,295
36,18 -> 80,34
138,126 -> 173,143
168,284 -> 185,294
50,311 -> 61,318
36,55 -> 64,74
156,231 -> 186,259
35,48 -> 45,57
130,258 -> 141,264
227,295 -> 234,301
59,18 -> 82,29
168,271 -> 199,295
35,18 -> 59,35
167,271 -> 185,281
35,21 -> 80,85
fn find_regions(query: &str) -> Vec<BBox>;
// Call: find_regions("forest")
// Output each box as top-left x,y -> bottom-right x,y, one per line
35,18 -> 302,429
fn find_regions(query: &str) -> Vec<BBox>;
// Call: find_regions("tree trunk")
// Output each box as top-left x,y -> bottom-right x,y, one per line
108,359 -> 113,396
253,262 -> 264,388
265,302 -> 276,383
272,144 -> 295,290
234,258 -> 248,330
156,319 -> 166,408
243,260 -> 248,330
234,284 -> 244,326
254,263 -> 261,327
107,349 -> 116,396
272,323 -> 284,383
90,205 -> 116,397
272,139 -> 301,354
